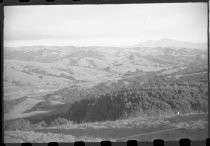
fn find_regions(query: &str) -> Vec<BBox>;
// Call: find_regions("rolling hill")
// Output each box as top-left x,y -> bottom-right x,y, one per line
3,39 -> 208,121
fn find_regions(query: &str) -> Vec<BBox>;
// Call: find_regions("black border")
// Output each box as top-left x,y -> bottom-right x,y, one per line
1,0 -> 209,5
0,0 -> 209,145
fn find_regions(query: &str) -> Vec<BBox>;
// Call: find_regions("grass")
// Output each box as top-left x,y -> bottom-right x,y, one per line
47,112 -> 207,130
172,119 -> 207,129
4,113 -> 208,143
51,116 -> 170,129
122,128 -> 208,141
4,131 -> 104,143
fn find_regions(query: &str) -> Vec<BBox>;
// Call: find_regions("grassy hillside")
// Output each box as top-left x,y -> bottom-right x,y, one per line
5,65 -> 206,126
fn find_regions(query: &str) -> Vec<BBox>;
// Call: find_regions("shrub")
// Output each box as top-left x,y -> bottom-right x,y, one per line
5,119 -> 31,131
50,117 -> 69,126
33,121 -> 47,128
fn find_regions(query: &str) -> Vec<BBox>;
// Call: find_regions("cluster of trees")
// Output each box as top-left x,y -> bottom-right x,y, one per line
4,119 -> 31,131
65,72 -> 208,123
4,117 -> 69,131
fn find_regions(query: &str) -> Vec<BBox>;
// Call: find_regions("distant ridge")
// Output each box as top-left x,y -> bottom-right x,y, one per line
5,38 -> 207,50
135,38 -> 207,50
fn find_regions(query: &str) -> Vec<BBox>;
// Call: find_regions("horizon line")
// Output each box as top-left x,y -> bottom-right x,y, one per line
4,38 -> 207,48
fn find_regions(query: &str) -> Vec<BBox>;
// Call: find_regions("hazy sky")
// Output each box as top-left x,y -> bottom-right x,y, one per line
4,3 -> 207,47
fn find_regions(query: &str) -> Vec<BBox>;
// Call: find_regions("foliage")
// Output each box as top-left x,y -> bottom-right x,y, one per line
5,119 -> 31,131
4,130 -> 104,143
50,117 -> 69,126
32,121 -> 47,128
66,72 -> 208,123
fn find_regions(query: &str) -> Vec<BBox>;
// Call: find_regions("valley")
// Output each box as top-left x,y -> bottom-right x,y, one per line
3,39 -> 208,142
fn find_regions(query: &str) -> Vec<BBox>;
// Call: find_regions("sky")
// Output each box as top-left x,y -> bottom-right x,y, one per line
4,3 -> 208,47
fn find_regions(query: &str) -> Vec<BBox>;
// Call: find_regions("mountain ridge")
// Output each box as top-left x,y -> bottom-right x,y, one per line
4,38 -> 207,50
134,38 -> 207,50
